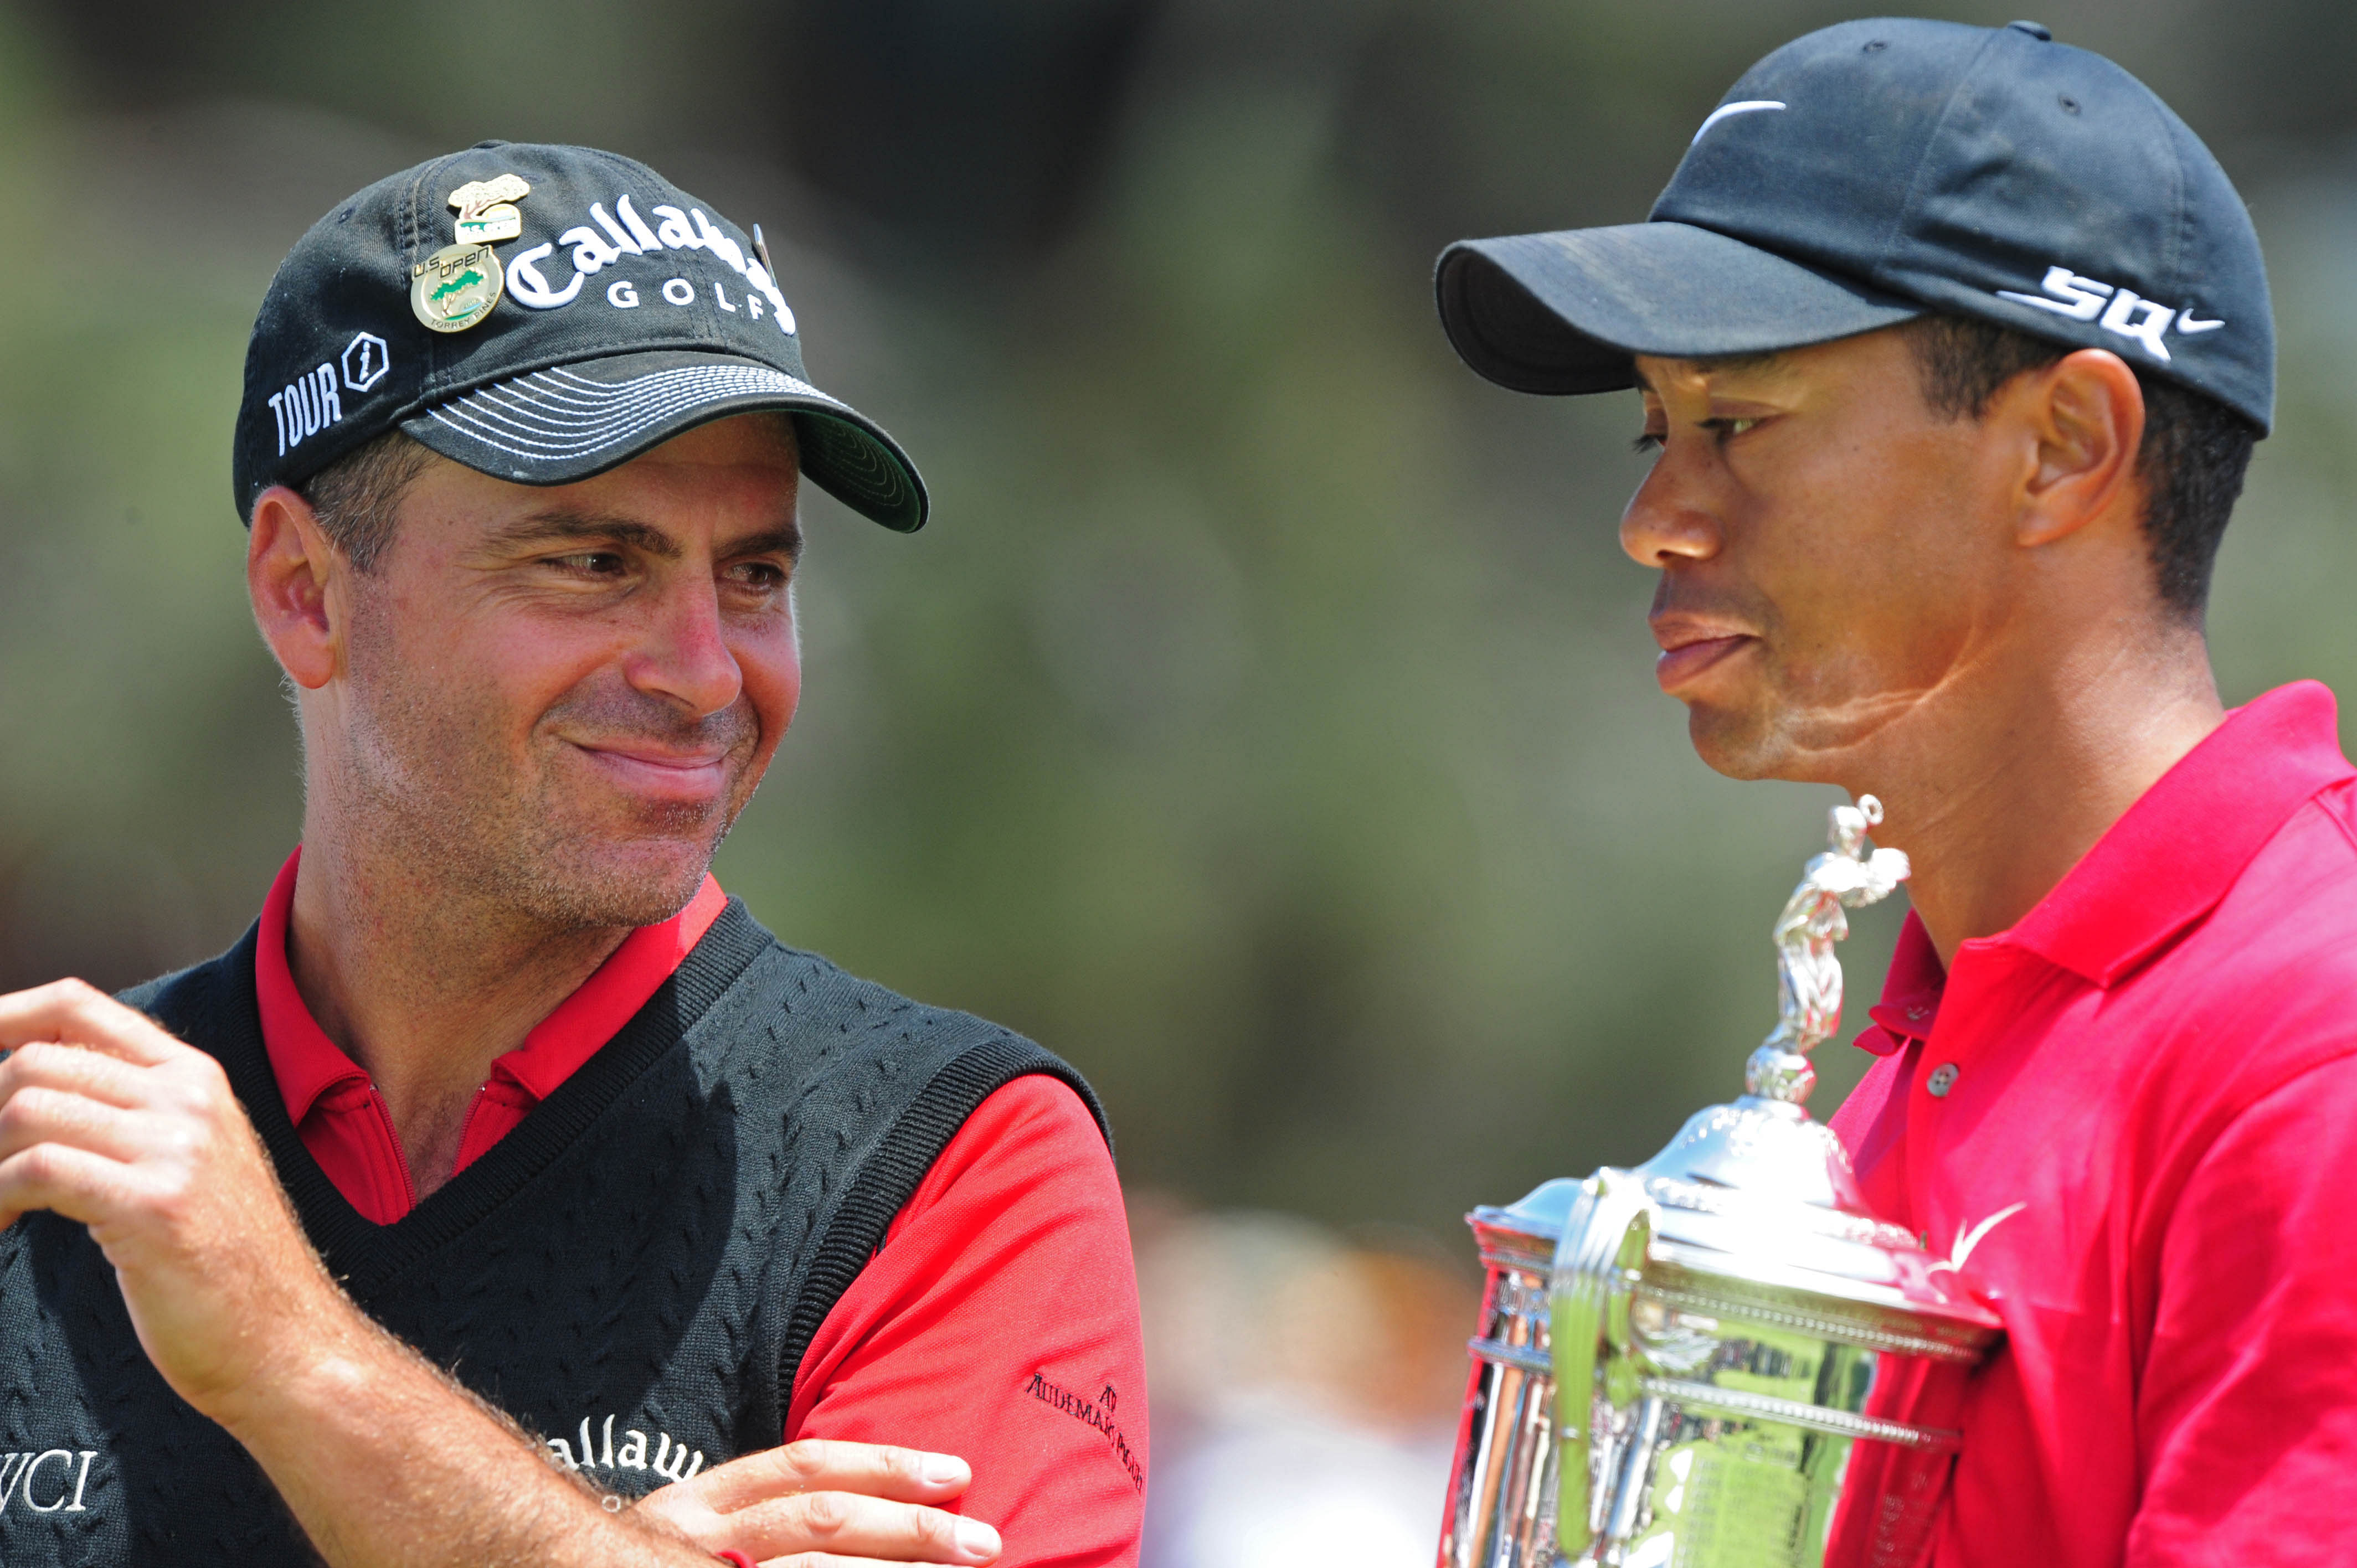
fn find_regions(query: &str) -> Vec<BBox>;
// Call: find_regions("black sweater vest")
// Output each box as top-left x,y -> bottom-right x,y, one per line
0,901 -> 1105,1565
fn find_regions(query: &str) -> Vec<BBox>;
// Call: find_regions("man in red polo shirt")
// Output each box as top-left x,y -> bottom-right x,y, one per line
1436,18 -> 2357,1566
0,145 -> 1144,1567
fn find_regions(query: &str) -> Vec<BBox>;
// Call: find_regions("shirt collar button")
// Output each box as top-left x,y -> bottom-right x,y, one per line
1926,1062 -> 1960,1098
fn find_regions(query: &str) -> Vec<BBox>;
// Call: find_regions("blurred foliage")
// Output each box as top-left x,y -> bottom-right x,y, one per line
6,0 -> 2357,1241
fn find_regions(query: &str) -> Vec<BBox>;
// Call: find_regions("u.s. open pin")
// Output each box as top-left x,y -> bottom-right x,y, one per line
409,174 -> 531,333
411,242 -> 504,332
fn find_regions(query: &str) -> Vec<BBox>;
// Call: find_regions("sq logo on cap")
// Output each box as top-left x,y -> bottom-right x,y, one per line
1434,18 -> 2273,434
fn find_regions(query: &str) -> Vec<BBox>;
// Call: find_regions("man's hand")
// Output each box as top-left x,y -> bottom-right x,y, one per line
0,978 -> 346,1425
636,1440 -> 1003,1566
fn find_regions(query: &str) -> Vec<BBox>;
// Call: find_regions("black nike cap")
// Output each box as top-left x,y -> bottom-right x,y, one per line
1435,18 -> 2274,432
235,142 -> 928,530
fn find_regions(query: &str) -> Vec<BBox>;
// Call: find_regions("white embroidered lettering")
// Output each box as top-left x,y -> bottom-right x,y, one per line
747,294 -> 763,321
615,194 -> 664,251
546,1437 -> 579,1471
508,242 -> 586,309
2099,287 -> 2175,360
743,261 -> 796,335
652,1434 -> 701,1483
65,1451 -> 93,1512
269,391 -> 288,456
21,1451 -> 71,1513
608,280 -> 641,308
714,281 -> 738,312
560,226 -> 624,276
1996,264 -> 2112,321
691,209 -> 747,274
0,1453 -> 24,1513
662,277 -> 695,306
1994,264 -> 2217,357
618,1430 -> 649,1469
589,203 -> 644,255
601,1414 -> 616,1468
313,362 -> 343,425
651,204 -> 702,250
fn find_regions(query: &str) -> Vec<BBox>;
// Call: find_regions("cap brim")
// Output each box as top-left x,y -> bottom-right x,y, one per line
403,348 -> 929,532
1435,223 -> 1923,395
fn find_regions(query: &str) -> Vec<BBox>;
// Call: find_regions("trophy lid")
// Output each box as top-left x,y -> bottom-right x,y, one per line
1630,1095 -> 1999,1351
1467,1177 -> 1587,1276
1626,797 -> 1999,1349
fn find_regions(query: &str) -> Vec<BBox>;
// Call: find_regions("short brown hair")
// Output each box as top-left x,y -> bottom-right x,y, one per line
296,429 -> 436,572
1901,314 -> 2260,620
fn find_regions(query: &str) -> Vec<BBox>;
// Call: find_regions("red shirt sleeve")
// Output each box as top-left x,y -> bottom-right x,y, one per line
788,1075 -> 1147,1568
2126,1051 -> 2357,1565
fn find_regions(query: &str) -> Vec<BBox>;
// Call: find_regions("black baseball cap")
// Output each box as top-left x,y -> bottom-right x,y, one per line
236,142 -> 928,530
1435,19 -> 2274,432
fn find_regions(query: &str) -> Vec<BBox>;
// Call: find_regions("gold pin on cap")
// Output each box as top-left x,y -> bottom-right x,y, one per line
450,174 -> 531,245
409,173 -> 530,333
410,242 -> 505,333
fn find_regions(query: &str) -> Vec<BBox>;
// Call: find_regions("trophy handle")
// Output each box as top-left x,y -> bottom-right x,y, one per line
1549,1168 -> 1655,1563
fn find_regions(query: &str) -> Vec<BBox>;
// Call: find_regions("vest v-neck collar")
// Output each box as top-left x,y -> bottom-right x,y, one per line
204,901 -> 775,1292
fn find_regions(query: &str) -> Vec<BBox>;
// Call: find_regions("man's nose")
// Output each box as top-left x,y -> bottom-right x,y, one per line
626,578 -> 744,717
1619,450 -> 1726,569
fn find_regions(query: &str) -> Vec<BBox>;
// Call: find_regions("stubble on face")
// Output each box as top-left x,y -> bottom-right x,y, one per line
315,418 -> 802,938
333,583 -> 759,932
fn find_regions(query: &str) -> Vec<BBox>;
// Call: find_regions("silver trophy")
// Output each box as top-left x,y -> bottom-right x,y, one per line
1439,798 -> 2001,1568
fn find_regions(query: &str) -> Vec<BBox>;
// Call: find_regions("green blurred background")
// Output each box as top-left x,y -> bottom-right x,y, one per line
7,0 -> 2357,1252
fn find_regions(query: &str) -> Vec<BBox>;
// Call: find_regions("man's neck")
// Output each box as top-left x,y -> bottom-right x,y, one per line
1850,627 -> 2225,969
284,826 -> 630,1198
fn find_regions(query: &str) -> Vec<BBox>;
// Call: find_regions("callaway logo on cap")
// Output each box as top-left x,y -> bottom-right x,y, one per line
235,141 -> 927,530
1433,18 -> 2274,432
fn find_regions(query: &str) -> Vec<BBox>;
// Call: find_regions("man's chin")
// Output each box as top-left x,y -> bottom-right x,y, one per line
1684,702 -> 1795,783
490,831 -> 723,932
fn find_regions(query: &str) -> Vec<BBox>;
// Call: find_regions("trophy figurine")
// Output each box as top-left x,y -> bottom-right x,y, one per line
1438,798 -> 2000,1568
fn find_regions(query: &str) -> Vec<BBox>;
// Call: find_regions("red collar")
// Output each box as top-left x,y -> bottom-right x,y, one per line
1864,911 -> 1947,1051
2008,681 -> 2354,987
1857,682 -> 2354,1053
254,848 -> 728,1123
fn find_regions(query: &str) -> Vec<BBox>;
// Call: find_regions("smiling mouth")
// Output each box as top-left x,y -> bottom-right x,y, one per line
1653,632 -> 1757,692
571,741 -> 734,803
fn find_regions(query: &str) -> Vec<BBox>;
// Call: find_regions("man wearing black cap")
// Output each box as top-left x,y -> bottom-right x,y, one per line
0,146 -> 1146,1566
1438,18 -> 2357,1566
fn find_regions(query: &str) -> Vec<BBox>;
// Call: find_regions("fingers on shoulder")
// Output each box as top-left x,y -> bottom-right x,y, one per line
0,979 -> 193,1068
739,1490 -> 993,1566
0,1138 -> 142,1224
702,1438 -> 956,1511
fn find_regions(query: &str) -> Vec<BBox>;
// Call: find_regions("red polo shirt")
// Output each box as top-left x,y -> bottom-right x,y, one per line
252,852 -> 1147,1566
1829,681 -> 2357,1567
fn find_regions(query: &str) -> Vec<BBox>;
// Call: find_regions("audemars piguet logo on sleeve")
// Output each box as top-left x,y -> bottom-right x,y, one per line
0,1446 -> 101,1519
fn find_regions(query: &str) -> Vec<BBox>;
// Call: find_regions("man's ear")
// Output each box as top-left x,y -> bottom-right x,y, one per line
247,486 -> 347,690
2009,347 -> 2146,549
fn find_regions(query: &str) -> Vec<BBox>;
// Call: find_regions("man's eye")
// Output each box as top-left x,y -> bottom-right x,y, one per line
553,551 -> 626,574
1632,432 -> 1665,455
1706,416 -> 1762,440
727,561 -> 788,589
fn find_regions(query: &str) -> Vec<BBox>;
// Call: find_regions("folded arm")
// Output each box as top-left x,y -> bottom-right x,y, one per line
0,979 -> 996,1568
